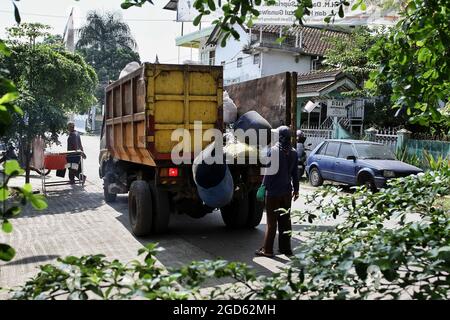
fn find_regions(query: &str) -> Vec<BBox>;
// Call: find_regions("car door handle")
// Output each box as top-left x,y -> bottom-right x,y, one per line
335,161 -> 340,164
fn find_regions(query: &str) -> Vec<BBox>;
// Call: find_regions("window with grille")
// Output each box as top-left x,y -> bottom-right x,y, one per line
237,57 -> 242,68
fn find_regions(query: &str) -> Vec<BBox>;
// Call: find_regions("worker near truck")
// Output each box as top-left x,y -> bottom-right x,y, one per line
256,126 -> 299,258
67,122 -> 86,184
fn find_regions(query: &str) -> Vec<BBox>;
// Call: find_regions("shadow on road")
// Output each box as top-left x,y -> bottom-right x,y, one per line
107,195 -> 308,277
16,186 -> 105,217
4,255 -> 60,266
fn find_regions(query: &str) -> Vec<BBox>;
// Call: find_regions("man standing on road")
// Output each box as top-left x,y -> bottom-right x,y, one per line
256,126 -> 299,258
67,122 -> 86,184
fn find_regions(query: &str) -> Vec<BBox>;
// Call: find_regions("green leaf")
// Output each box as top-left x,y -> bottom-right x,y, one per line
0,92 -> 19,104
207,0 -> 216,11
13,2 -> 21,24
2,221 -> 13,233
193,14 -> 203,26
4,160 -> 23,176
121,2 -> 134,9
0,40 -> 11,57
0,243 -> 15,261
360,2 -> 366,11
22,183 -> 32,193
338,5 -> 344,18
30,195 -> 48,210
417,47 -> 431,63
0,187 -> 10,201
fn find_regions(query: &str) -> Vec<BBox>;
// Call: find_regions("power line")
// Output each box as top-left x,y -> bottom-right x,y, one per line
0,10 -> 180,22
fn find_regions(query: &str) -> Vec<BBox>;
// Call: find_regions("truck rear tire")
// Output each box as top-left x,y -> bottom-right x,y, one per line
103,180 -> 117,203
149,183 -> 171,234
246,190 -> 264,228
220,192 -> 249,228
128,180 -> 153,236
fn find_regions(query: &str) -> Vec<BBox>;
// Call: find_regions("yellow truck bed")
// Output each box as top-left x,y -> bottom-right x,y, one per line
105,63 -> 223,166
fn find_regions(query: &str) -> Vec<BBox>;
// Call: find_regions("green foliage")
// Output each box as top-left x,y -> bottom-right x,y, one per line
76,11 -> 140,106
395,148 -> 422,168
367,0 -> 450,132
9,170 -> 450,299
0,6 -> 49,266
324,27 -> 382,91
0,23 -> 97,182
422,150 -> 450,171
11,243 -> 255,300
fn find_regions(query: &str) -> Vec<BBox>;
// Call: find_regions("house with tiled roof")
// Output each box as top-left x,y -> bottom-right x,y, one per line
175,23 -> 349,85
175,23 -> 365,133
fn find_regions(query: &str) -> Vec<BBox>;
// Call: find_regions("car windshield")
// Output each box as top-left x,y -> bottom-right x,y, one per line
354,143 -> 396,160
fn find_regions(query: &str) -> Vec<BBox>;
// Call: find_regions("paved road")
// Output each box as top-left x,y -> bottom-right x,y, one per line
0,134 -> 332,295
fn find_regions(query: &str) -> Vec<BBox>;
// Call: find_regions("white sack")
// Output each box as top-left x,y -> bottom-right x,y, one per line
223,91 -> 238,124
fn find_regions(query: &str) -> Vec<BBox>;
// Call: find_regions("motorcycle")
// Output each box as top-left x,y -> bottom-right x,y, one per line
297,142 -> 312,179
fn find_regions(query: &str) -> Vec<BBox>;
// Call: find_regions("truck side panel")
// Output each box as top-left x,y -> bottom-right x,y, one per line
105,67 -> 155,166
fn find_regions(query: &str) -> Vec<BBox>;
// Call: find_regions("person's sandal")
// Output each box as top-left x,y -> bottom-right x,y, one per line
255,248 -> 274,258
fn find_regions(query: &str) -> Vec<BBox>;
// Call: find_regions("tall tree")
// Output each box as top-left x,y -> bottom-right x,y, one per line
1,23 -> 97,183
76,11 -> 141,106
367,0 -> 450,133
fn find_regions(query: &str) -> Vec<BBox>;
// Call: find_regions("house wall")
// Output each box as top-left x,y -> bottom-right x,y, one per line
261,51 -> 311,77
213,27 -> 262,85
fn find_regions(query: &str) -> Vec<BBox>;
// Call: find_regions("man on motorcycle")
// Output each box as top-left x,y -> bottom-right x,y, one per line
296,130 -> 307,178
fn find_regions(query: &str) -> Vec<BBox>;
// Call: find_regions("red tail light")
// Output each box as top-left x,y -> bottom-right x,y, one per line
168,168 -> 178,177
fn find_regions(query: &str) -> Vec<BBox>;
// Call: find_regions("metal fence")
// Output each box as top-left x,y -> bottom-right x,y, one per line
301,127 -> 333,151
373,128 -> 398,152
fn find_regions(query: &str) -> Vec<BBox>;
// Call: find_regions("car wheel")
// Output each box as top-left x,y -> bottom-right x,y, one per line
359,174 -> 377,192
309,167 -> 323,187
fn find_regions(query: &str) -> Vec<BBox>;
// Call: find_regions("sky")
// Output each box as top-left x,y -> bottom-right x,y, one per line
0,0 -> 202,63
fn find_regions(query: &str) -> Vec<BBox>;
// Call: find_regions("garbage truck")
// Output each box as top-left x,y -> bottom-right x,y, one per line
99,63 -> 283,236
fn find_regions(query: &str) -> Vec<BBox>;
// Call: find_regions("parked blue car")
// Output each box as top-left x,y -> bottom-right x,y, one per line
306,140 -> 423,191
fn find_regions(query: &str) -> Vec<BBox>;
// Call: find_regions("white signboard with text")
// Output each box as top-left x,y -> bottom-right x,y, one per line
175,0 -> 400,25
327,99 -> 349,117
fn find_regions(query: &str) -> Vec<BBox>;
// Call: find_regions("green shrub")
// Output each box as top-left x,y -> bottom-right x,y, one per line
7,170 -> 450,300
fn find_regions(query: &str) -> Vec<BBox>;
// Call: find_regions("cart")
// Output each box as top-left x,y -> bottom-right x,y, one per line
40,150 -> 85,194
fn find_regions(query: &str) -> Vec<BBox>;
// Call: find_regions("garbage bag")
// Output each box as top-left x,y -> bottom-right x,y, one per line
119,62 -> 140,79
193,143 -> 233,208
223,140 -> 258,159
223,91 -> 238,124
233,111 -> 272,147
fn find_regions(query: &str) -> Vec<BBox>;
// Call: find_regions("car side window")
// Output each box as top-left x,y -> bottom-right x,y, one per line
316,142 -> 328,155
338,143 -> 354,159
324,142 -> 339,157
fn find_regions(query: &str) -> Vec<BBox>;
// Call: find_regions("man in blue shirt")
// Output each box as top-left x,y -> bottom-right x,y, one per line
256,126 -> 299,257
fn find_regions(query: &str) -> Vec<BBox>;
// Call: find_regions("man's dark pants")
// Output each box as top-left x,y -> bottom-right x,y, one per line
67,155 -> 82,183
263,193 -> 292,254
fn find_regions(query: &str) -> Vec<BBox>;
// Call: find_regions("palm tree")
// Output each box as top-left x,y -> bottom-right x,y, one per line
77,11 -> 137,52
76,11 -> 140,104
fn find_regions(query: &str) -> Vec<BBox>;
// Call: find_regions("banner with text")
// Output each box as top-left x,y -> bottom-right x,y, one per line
175,0 -> 400,25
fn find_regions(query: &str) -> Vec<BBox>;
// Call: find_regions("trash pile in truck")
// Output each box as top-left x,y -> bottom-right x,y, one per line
192,91 -> 273,208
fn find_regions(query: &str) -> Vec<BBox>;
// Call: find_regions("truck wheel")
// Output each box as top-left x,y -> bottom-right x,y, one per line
149,184 -> 171,234
128,180 -> 153,236
103,180 -> 117,203
246,190 -> 264,228
220,192 -> 249,228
